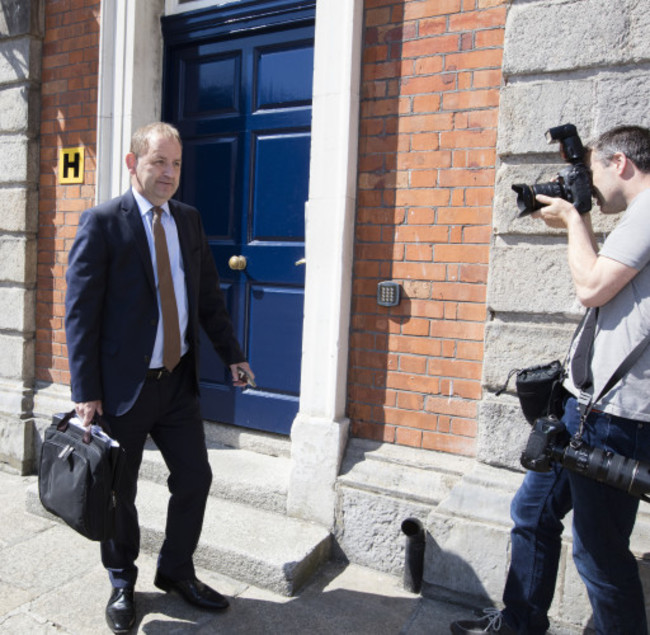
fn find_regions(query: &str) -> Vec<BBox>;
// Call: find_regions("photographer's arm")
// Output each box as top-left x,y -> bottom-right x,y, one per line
534,195 -> 638,307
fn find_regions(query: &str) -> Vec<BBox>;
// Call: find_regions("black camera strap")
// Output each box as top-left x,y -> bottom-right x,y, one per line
570,307 -> 598,389
575,327 -> 650,440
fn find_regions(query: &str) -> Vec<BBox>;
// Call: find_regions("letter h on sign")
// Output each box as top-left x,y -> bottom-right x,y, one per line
58,147 -> 84,184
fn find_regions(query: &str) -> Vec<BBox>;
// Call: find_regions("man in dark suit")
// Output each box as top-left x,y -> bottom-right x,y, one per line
65,122 -> 254,633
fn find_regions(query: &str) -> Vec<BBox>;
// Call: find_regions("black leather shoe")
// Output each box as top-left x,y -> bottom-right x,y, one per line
105,587 -> 135,634
154,570 -> 229,611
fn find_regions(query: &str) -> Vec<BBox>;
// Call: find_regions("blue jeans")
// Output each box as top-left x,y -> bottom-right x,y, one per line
503,397 -> 649,634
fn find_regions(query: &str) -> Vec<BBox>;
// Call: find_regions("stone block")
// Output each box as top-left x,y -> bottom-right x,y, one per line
0,136 -> 39,184
335,484 -> 433,576
497,82 -> 595,157
425,511 -> 511,602
0,85 -> 30,132
0,38 -> 41,84
0,377 -> 33,415
0,187 -> 37,233
0,235 -> 36,284
504,0 -> 634,75
477,397 -> 530,469
595,74 -> 650,131
492,162 -> 565,235
487,240 -> 579,315
628,1 -> 650,63
0,0 -> 44,38
0,333 -> 34,380
482,320 -> 576,390
0,287 -> 34,332
0,415 -> 33,474
32,382 -> 71,423
0,137 -> 28,182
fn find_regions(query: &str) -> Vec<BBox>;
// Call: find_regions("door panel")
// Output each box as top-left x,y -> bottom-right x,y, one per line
252,132 -> 310,240
182,137 -> 238,238
163,5 -> 314,435
248,284 -> 303,396
184,53 -> 241,116
256,44 -> 314,109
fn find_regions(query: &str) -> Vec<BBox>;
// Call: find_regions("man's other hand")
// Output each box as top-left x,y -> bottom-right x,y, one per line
230,362 -> 255,388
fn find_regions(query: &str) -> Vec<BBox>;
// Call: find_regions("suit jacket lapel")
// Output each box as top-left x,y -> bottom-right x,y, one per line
121,190 -> 156,293
169,201 -> 197,322
169,201 -> 192,269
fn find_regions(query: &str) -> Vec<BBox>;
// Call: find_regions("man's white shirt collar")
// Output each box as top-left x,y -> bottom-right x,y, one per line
132,188 -> 170,218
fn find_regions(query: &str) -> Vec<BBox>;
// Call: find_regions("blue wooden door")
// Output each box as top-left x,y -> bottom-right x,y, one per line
162,3 -> 314,434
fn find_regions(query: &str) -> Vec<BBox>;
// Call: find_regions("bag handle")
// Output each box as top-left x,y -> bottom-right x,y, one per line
57,410 -> 113,445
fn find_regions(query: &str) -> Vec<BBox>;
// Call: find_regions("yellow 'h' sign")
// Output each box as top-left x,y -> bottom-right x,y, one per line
58,147 -> 84,184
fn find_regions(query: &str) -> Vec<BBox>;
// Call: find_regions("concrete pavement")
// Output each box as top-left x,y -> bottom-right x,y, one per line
0,469 -> 471,634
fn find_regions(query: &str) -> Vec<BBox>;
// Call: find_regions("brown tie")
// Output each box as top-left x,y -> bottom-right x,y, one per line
152,207 -> 181,371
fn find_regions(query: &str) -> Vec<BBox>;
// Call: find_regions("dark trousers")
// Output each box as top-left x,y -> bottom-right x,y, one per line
100,354 -> 212,588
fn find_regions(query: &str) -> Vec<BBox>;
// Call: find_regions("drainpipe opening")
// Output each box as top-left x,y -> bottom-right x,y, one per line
401,517 -> 425,594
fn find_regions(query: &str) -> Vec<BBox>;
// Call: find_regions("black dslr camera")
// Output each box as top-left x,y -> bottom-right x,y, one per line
521,415 -> 650,502
512,123 -> 593,217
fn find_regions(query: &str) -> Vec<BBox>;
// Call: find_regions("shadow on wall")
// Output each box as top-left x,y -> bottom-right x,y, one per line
424,533 -> 492,608
348,0 -> 415,446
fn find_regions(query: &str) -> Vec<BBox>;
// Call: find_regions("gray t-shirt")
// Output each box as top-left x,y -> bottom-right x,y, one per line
567,188 -> 650,422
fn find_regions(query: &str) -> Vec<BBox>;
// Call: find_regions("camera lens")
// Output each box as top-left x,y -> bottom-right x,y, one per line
533,181 -> 564,200
512,181 -> 564,217
511,184 -> 538,216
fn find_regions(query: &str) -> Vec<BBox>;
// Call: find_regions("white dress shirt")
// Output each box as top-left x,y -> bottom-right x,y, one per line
132,188 -> 189,368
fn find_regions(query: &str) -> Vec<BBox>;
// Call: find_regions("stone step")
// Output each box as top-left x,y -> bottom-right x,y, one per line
136,479 -> 331,596
139,442 -> 291,514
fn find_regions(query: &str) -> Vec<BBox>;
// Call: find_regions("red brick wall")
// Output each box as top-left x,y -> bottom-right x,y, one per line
36,0 -> 101,386
34,0 -> 506,459
349,0 -> 507,455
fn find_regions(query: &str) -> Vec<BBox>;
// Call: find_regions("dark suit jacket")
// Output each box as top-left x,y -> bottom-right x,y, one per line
65,189 -> 245,416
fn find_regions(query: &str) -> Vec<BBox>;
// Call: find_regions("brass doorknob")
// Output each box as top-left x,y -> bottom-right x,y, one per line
228,255 -> 247,271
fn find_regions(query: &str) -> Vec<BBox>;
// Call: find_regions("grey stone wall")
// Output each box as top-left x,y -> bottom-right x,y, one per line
0,0 -> 43,472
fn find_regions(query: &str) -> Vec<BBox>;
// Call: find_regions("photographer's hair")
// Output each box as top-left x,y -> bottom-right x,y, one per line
130,122 -> 182,158
590,125 -> 650,173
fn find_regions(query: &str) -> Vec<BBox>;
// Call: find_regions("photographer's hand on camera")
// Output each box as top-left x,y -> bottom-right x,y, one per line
532,193 -> 580,228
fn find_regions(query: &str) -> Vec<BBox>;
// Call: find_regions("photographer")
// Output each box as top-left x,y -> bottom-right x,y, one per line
451,126 -> 650,635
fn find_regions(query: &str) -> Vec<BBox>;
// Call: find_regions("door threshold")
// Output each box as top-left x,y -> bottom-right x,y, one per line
203,419 -> 292,458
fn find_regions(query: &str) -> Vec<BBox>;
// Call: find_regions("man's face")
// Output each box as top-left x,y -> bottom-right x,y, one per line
587,151 -> 626,214
127,134 -> 182,206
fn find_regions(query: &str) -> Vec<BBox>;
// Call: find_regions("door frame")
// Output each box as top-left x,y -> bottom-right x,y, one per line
94,0 -> 363,528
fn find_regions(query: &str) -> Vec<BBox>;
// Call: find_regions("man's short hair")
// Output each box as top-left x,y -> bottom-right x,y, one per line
130,122 -> 182,157
590,125 -> 650,173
